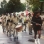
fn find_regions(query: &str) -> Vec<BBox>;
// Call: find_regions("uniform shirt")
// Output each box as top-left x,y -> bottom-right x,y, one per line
20,16 -> 24,24
0,17 -> 2,22
2,15 -> 6,23
28,16 -> 32,27
12,16 -> 18,24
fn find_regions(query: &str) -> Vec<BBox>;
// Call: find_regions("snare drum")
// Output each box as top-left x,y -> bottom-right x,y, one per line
15,24 -> 22,32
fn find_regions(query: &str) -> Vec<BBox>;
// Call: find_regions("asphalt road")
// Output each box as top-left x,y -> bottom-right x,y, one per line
0,24 -> 44,44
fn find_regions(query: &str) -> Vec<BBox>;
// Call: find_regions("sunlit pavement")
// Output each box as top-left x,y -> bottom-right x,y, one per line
0,24 -> 44,44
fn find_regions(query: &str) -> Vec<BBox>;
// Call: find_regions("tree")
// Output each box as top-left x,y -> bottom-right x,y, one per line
20,3 -> 26,11
26,0 -> 44,13
1,0 -> 7,13
6,0 -> 26,13
0,8 -> 4,14
26,0 -> 40,6
0,0 -> 26,13
32,5 -> 40,12
1,0 -> 7,8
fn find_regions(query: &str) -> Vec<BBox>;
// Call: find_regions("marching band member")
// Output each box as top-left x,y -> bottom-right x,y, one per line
6,13 -> 12,36
28,13 -> 32,35
2,14 -> 6,32
12,14 -> 18,37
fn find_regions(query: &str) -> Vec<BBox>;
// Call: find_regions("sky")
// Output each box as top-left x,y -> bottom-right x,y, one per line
0,0 -> 26,3
20,0 -> 26,3
0,0 -> 9,3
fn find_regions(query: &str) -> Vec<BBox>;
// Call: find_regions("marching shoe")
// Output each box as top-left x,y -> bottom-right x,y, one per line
35,39 -> 37,44
37,39 -> 40,44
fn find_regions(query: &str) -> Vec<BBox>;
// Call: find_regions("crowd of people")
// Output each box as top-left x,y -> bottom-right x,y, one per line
0,11 -> 44,44
0,12 -> 32,37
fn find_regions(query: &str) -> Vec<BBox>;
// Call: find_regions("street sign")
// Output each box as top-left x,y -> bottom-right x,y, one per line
40,0 -> 44,2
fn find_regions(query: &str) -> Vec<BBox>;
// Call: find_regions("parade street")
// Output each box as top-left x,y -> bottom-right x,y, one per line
0,24 -> 44,44
0,0 -> 44,44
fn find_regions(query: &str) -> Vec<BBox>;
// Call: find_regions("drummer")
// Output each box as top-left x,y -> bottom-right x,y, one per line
13,13 -> 18,25
12,13 -> 18,36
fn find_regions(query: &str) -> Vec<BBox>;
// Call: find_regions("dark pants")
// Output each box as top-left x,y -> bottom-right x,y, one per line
22,23 -> 26,32
34,30 -> 41,39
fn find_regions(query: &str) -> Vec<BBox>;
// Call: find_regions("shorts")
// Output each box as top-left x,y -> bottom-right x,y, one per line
33,27 -> 41,35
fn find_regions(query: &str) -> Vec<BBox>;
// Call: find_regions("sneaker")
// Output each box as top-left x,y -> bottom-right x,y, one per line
35,39 -> 37,44
37,39 -> 40,44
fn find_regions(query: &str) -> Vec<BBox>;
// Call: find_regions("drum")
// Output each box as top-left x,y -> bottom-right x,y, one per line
15,24 -> 22,32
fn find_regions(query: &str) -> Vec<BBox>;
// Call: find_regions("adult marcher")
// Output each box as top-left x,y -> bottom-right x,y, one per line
2,14 -> 6,32
28,13 -> 32,35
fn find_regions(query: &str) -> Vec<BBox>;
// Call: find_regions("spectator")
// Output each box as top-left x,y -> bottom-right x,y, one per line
32,11 -> 42,44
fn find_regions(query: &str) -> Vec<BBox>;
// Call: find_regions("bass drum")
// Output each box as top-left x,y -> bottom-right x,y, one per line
15,24 -> 22,32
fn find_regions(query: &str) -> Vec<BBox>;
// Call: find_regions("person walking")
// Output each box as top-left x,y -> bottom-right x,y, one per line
28,13 -> 32,35
32,11 -> 42,44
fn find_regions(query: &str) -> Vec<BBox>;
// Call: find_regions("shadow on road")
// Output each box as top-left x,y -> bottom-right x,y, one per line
28,39 -> 34,42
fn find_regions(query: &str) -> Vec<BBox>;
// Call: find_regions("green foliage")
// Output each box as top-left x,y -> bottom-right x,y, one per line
32,5 -> 40,12
0,0 -> 7,14
20,3 -> 26,11
0,0 -> 26,13
26,0 -> 42,12
26,0 -> 41,7
0,8 -> 4,14
40,0 -> 44,2
1,0 -> 7,8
